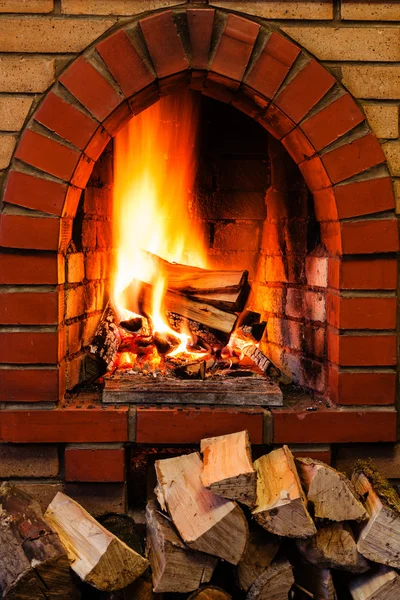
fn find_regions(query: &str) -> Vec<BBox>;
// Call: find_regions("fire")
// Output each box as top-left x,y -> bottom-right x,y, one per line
111,90 -> 207,357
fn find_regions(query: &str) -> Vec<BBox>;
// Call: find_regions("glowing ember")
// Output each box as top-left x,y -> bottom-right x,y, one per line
111,90 -> 207,360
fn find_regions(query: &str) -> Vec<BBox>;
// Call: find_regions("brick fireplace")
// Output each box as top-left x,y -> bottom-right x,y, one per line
0,0 -> 398,513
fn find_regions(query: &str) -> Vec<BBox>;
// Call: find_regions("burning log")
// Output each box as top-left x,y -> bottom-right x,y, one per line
155,452 -> 249,564
142,250 -> 248,294
252,446 -> 316,538
200,430 -> 257,507
188,587 -> 232,600
88,302 -> 121,372
352,461 -> 400,569
45,492 -> 148,591
189,286 -> 249,312
122,280 -> 238,335
297,457 -> 367,522
236,524 -> 281,592
346,566 -> 400,600
153,331 -> 181,355
296,523 -> 369,573
167,312 -> 225,346
146,501 -> 217,593
247,558 -> 294,600
0,483 -> 79,600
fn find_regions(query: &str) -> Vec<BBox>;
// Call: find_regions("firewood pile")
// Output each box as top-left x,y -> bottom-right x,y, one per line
2,433 -> 400,599
86,254 -> 286,390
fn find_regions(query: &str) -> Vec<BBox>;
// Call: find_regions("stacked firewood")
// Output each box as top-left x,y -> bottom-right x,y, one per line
2,435 -> 400,599
146,432 -> 400,600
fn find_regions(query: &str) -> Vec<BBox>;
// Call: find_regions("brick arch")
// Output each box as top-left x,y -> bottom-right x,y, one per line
0,7 -> 398,407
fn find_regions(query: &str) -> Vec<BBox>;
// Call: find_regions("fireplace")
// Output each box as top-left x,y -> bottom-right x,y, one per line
0,3 -> 398,514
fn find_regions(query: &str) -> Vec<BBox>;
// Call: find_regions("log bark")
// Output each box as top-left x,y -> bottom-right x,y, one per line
293,565 -> 336,600
145,501 -> 217,593
155,452 -> 248,564
236,524 -> 281,592
0,482 -> 79,600
200,430 -> 257,507
297,457 -> 367,522
246,559 -> 294,600
88,302 -> 121,372
296,523 -> 369,573
45,492 -> 148,592
252,446 -> 316,538
347,566 -> 400,600
352,462 -> 400,569
188,587 -> 232,600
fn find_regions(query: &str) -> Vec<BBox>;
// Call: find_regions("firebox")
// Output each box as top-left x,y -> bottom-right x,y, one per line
0,5 -> 397,457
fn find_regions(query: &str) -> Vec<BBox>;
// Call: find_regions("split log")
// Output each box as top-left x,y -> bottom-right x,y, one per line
167,312 -> 225,346
123,281 -> 238,335
0,482 -> 79,600
142,250 -> 248,294
190,286 -> 249,312
145,501 -> 217,593
45,492 -> 149,592
200,430 -> 257,507
252,446 -> 316,538
352,461 -> 400,568
293,565 -> 336,600
296,522 -> 369,573
346,566 -> 400,600
188,587 -> 232,600
88,302 -> 121,372
297,457 -> 367,522
236,524 -> 281,592
155,452 -> 248,564
247,559 -> 294,600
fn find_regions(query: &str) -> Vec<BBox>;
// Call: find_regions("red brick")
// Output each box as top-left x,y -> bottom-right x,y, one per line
211,14 -> 259,82
129,82 -> 159,115
0,403 -> 128,443
275,60 -> 335,123
71,154 -> 95,189
14,129 -> 80,181
97,29 -> 154,97
84,126 -> 111,162
326,294 -> 397,330
258,103 -> 295,140
321,133 -> 386,184
0,214 -> 60,251
0,331 -> 63,364
328,366 -> 396,406
187,8 -> 215,70
299,156 -> 331,191
34,91 -> 98,151
3,170 -> 68,217
0,368 -> 61,402
65,447 -> 125,482
327,330 -> 397,367
341,218 -> 399,254
328,257 -> 398,290
281,127 -> 315,163
272,406 -> 397,444
139,11 -> 189,78
314,178 -> 395,221
136,406 -> 264,444
102,100 -> 132,136
246,32 -> 300,100
0,291 -> 60,325
301,94 -> 364,152
60,56 -> 122,121
0,253 -> 63,285
322,218 -> 399,256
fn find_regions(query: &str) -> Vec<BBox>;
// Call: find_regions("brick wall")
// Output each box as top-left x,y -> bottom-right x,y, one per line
0,0 -> 399,506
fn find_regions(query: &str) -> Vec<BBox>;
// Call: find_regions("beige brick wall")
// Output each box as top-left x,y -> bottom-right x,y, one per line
0,0 -> 399,197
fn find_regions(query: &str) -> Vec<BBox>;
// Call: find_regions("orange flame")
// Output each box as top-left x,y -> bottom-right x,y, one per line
112,91 -> 207,354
